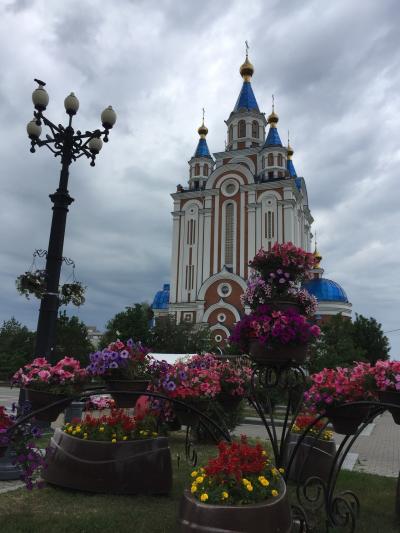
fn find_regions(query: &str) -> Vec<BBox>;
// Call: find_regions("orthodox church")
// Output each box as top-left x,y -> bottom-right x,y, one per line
152,51 -> 351,343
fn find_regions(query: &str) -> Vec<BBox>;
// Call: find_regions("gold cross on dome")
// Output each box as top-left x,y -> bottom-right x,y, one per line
272,94 -> 275,112
245,40 -> 249,58
202,107 -> 205,124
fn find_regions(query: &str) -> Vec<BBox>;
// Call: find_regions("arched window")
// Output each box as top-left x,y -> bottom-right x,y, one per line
204,164 -> 209,176
268,153 -> 274,166
252,121 -> 259,138
277,153 -> 283,166
229,124 -> 233,142
238,120 -> 246,138
225,203 -> 234,267
194,163 -> 200,176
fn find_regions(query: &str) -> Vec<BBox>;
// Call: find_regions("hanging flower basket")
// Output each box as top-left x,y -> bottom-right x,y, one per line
325,404 -> 370,435
249,341 -> 308,366
377,390 -> 400,424
105,379 -> 149,408
217,393 -> 243,412
15,270 -> 47,300
59,281 -> 86,307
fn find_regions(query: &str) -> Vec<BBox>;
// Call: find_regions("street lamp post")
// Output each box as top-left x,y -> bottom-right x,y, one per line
27,79 -> 116,363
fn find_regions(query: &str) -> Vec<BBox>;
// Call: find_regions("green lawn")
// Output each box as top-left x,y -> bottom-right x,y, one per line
0,435 -> 398,533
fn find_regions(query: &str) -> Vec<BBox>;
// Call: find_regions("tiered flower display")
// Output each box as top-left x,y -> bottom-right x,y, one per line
12,357 -> 87,395
188,436 -> 283,505
231,243 -> 320,365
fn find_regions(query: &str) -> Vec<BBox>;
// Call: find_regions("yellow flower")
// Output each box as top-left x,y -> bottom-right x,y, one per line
83,433 -> 88,438
200,493 -> 208,502
67,427 -> 73,433
272,468 -> 279,476
152,432 -> 158,437
278,468 -> 285,474
242,478 -> 250,486
76,427 -> 81,433
258,476 -> 269,487
112,433 -> 117,438
122,436 -> 128,441
191,485 -> 197,493
271,489 -> 279,497
111,438 -> 117,443
195,476 -> 204,484
246,484 -> 253,492
99,427 -> 105,432
221,491 -> 229,500
191,471 -> 198,478
261,450 -> 267,456
72,430 -> 77,435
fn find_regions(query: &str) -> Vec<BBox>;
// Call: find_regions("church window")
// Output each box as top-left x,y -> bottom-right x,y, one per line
268,171 -> 273,179
238,120 -> 246,138
252,121 -> 259,138
187,219 -> 196,245
265,211 -> 275,239
194,163 -> 200,176
268,153 -> 274,166
204,164 -> 209,176
277,153 -> 283,166
229,125 -> 233,142
225,203 -> 234,267
194,180 -> 199,190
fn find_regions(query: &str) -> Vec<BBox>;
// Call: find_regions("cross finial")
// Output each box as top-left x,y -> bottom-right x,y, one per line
288,129 -> 290,145
314,231 -> 318,252
245,40 -> 249,59
272,94 -> 275,112
202,107 -> 205,125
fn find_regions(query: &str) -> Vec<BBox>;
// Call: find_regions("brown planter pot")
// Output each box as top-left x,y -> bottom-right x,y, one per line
179,477 -> 292,533
249,341 -> 308,366
378,390 -> 400,424
217,394 -> 243,411
105,379 -> 149,408
284,433 -> 336,484
0,445 -> 8,458
325,405 -> 370,435
25,389 -> 71,422
173,401 -> 207,427
43,428 -> 172,495
269,300 -> 302,314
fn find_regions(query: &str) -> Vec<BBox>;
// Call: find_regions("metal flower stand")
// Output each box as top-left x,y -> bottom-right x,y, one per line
247,360 -> 400,532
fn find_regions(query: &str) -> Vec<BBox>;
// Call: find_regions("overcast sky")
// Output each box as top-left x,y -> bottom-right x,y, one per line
0,0 -> 399,356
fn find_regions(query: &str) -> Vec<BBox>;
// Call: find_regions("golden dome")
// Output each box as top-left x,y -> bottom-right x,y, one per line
268,110 -> 279,125
287,143 -> 294,158
313,246 -> 322,267
198,122 -> 208,138
240,57 -> 254,81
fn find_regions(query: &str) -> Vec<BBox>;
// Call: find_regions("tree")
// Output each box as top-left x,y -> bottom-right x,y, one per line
352,314 -> 390,364
100,303 -> 153,347
0,318 -> 35,379
150,316 -> 212,354
307,314 -> 366,373
55,312 -> 94,364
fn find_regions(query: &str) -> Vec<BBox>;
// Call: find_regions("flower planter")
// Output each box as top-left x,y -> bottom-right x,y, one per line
105,379 -> 149,408
43,428 -> 172,494
25,389 -> 71,422
178,477 -> 292,533
249,341 -> 308,366
174,402 -> 201,427
0,444 -> 8,458
284,433 -> 336,484
216,394 -> 243,411
325,405 -> 370,435
269,300 -> 302,314
378,390 -> 400,424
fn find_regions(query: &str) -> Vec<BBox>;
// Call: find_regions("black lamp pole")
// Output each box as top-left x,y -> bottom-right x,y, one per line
27,79 -> 117,363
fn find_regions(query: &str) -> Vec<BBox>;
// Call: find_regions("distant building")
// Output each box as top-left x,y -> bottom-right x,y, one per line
151,50 -> 351,342
87,326 -> 102,348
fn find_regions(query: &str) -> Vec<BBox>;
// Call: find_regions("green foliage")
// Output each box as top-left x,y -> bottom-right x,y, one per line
100,303 -> 153,347
352,314 -> 390,364
307,314 -> 367,373
0,318 -> 35,380
55,312 -> 94,365
150,315 -> 212,354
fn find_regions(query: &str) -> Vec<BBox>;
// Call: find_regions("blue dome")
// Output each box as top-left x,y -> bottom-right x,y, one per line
303,278 -> 348,303
264,126 -> 282,147
151,283 -> 170,310
234,81 -> 259,112
194,138 -> 212,158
